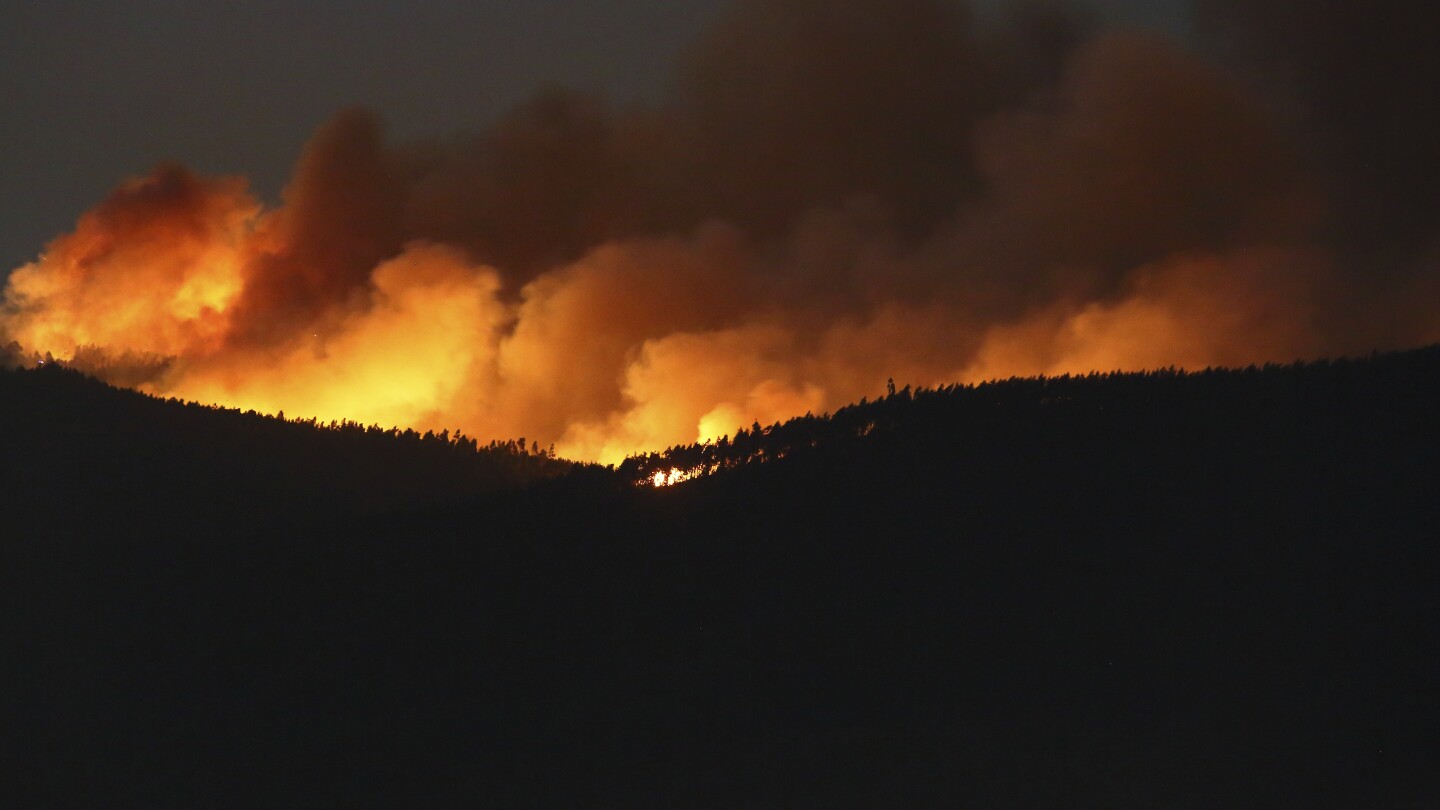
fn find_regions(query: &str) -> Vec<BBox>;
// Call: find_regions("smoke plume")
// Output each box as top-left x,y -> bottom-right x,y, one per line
4,0 -> 1436,462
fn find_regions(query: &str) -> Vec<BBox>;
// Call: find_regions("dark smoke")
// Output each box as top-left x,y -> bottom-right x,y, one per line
3,0 -> 1436,460
1196,0 -> 1440,263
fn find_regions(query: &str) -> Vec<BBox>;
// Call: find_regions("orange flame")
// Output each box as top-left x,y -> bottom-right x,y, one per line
3,20 -> 1435,462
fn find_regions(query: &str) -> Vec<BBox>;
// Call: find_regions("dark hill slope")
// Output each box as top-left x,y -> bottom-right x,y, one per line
0,363 -> 572,536
622,346 -> 1440,496
3,348 -> 1439,807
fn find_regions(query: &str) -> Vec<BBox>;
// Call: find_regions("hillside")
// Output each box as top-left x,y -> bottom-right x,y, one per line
0,362 -> 575,535
3,347 -> 1438,807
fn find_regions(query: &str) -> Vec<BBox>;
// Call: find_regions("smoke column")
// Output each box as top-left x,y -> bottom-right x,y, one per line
4,0 -> 1436,463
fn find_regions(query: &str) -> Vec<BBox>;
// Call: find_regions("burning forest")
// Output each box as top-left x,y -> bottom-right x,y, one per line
3,0 -> 1436,463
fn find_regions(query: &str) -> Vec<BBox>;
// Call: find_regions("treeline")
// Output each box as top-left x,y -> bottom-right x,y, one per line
620,346 -> 1440,486
196,408 -> 557,461
3,342 -> 560,460
3,344 -> 1438,806
0,361 -> 578,533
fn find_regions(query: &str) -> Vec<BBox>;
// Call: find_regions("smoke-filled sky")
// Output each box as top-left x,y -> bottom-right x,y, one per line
3,0 -> 1436,463
1,0 -> 1186,275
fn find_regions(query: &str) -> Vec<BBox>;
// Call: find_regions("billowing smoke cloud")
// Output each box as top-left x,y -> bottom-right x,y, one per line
3,0 -> 1436,463
1195,0 -> 1440,262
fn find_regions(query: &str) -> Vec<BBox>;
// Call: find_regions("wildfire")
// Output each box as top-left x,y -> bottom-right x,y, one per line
3,3 -> 1434,462
650,468 -> 696,488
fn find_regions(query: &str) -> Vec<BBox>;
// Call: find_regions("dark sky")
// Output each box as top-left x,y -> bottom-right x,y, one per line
0,0 -> 1186,276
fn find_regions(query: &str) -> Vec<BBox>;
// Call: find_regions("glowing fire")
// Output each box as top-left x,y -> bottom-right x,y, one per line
2,13 -> 1434,463
651,468 -> 695,488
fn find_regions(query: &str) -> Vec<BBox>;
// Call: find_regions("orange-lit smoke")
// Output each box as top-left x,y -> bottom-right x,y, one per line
3,1 -> 1437,463
3,165 -> 256,361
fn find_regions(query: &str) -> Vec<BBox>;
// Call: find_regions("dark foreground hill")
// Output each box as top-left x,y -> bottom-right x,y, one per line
0,362 -> 573,534
3,348 -> 1438,807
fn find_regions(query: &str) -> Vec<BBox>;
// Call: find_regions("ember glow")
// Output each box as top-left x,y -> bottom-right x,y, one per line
3,0 -> 1437,464
652,468 -> 697,488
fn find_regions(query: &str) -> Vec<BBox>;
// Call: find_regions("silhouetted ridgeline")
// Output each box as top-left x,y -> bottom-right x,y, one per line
2,346 -> 1438,808
0,361 -> 575,534
621,345 -> 1440,489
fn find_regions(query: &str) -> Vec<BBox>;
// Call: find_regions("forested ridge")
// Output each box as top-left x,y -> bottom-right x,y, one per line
3,347 -> 1438,807
0,361 -> 574,533
621,346 -> 1440,489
